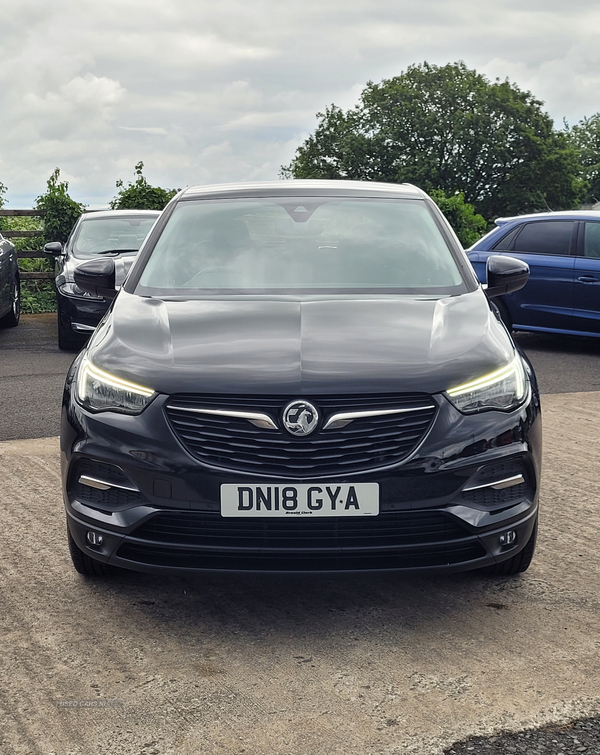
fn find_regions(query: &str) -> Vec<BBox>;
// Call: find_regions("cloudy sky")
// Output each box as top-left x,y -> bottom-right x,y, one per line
2,0 -> 600,207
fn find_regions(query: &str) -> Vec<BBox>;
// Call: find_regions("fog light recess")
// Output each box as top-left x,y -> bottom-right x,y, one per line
499,530 -> 517,546
86,531 -> 104,547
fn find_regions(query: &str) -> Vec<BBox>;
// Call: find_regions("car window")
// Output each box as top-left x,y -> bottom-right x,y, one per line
136,197 -> 466,295
72,216 -> 158,259
490,225 -> 522,251
583,222 -> 600,258
513,221 -> 574,256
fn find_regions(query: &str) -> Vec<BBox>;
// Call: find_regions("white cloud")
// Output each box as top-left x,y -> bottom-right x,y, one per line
2,0 -> 600,206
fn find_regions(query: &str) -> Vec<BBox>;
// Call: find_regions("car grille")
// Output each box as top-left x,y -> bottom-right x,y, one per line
117,510 -> 485,571
164,393 -> 437,477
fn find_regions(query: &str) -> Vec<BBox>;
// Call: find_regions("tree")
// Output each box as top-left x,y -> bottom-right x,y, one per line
283,62 -> 584,220
110,161 -> 178,210
35,169 -> 85,244
567,114 -> 600,204
429,190 -> 487,248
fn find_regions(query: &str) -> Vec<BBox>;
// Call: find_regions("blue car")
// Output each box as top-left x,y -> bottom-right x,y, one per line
468,211 -> 600,337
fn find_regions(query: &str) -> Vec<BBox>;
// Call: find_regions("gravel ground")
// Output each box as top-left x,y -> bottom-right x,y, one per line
445,717 -> 600,754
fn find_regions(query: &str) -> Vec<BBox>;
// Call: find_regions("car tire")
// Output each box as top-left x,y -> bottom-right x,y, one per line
491,298 -> 512,332
68,528 -> 116,577
0,277 -> 21,328
57,294 -> 86,351
482,518 -> 537,576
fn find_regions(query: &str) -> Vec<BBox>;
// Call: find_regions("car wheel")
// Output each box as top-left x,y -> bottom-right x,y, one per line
68,528 -> 116,577
482,518 -> 537,576
0,277 -> 21,328
57,294 -> 86,351
490,298 -> 512,332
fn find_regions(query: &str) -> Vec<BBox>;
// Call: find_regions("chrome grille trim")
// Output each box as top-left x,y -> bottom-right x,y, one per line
463,474 -> 525,493
323,404 -> 437,430
165,405 -> 277,430
78,474 -> 139,492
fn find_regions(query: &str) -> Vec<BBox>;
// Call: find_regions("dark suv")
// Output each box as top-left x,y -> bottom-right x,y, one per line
61,181 -> 541,579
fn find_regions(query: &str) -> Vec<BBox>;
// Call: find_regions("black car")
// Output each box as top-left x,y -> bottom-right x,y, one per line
0,230 -> 20,329
61,180 -> 541,578
44,209 -> 160,350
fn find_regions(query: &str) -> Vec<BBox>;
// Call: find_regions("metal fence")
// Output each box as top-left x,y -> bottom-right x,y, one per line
0,209 -> 53,280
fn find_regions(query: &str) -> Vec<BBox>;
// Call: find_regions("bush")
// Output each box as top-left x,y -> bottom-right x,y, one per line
2,212 -> 57,313
110,161 -> 177,210
35,168 -> 85,244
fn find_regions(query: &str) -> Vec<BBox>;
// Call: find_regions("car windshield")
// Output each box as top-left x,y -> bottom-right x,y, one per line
136,197 -> 465,295
72,216 -> 157,259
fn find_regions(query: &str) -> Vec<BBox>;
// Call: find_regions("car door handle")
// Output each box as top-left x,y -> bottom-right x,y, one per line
577,276 -> 599,283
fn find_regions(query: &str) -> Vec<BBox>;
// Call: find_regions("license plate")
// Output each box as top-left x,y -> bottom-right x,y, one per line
221,483 -> 379,517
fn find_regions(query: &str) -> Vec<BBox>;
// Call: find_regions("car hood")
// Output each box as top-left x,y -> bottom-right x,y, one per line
87,291 -> 515,396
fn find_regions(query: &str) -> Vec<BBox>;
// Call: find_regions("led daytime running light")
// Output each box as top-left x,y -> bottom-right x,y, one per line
447,358 -> 523,398
78,358 -> 154,399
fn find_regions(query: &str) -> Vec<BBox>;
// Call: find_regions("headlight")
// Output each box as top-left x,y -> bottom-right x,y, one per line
76,358 -> 156,414
59,282 -> 104,300
446,356 -> 527,414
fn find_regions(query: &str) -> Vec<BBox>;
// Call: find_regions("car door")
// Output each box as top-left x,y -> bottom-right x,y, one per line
490,220 -> 576,331
572,220 -> 600,334
0,234 -> 9,316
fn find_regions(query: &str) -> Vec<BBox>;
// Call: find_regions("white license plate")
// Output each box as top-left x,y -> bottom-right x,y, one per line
221,483 -> 379,517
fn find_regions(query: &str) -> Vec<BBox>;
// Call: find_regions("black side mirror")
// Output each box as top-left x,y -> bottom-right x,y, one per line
73,258 -> 117,300
485,255 -> 529,298
44,242 -> 63,257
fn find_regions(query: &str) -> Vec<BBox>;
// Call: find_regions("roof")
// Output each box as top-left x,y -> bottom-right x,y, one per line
495,210 -> 600,225
81,209 -> 162,220
179,180 -> 426,201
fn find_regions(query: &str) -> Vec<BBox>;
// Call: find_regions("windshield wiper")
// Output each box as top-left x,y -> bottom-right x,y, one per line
96,248 -> 139,255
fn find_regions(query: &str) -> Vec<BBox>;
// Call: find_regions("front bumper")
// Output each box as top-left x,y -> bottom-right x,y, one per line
59,290 -> 109,332
61,367 -> 541,574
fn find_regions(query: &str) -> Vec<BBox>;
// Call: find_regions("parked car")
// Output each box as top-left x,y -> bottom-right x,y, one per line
0,231 -> 20,329
62,180 -> 541,579
44,209 -> 161,350
468,210 -> 600,337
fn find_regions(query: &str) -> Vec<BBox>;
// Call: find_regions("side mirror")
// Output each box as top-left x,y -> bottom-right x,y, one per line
44,242 -> 63,257
485,255 -> 529,298
73,258 -> 117,300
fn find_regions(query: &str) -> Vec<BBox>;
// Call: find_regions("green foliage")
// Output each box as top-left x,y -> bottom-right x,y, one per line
20,280 -> 57,314
1,215 -> 44,251
429,190 -> 487,247
4,216 -> 57,312
567,114 -> 600,204
0,180 -> 6,208
110,161 -> 177,210
283,61 -> 584,220
35,168 -> 85,244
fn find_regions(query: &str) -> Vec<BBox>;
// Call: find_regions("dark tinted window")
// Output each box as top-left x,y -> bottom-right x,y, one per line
583,222 -> 600,258
491,225 -> 522,251
514,221 -> 573,256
